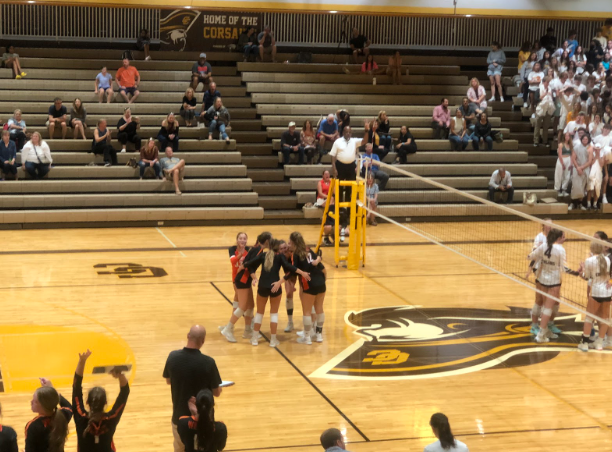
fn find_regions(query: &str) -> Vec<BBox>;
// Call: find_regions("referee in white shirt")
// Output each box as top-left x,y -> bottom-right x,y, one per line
329,125 -> 365,203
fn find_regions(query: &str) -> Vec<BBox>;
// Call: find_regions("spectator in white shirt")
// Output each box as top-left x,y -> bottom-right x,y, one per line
466,77 -> 487,113
488,167 -> 514,204
553,41 -> 570,60
527,62 -> 544,117
520,52 -> 538,105
572,46 -> 587,74
589,113 -> 604,138
555,132 -> 573,196
22,131 -> 52,179
423,413 -> 469,452
564,112 -> 587,139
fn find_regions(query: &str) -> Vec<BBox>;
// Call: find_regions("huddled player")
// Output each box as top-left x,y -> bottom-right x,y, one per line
228,232 -> 251,324
0,402 -> 17,452
280,240 -> 297,332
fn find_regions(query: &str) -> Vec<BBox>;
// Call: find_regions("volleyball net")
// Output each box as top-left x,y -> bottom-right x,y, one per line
358,157 -> 611,326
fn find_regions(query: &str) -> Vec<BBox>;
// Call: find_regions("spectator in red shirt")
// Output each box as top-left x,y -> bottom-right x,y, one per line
431,98 -> 451,139
116,59 -> 141,104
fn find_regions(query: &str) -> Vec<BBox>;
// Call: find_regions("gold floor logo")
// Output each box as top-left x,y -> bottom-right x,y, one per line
310,306 -> 606,380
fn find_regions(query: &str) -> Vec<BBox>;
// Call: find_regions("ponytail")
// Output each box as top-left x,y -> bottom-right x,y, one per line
36,387 -> 69,452
545,229 -> 563,258
84,387 -> 107,437
430,413 -> 455,450
195,389 -> 215,451
264,239 -> 281,272
590,242 -> 607,276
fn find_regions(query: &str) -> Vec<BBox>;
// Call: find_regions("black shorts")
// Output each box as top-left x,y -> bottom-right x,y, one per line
592,296 -> 612,303
536,279 -> 561,289
325,215 -> 335,227
257,286 -> 282,298
235,279 -> 252,290
303,283 -> 326,296
121,87 -> 138,95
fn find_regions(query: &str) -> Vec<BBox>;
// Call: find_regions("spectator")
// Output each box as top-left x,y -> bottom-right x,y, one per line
520,52 -> 538,104
587,143 -> 605,209
467,77 -> 487,114
300,120 -> 317,164
0,403 -> 17,452
95,66 -> 114,103
117,107 -> 141,152
488,167 -> 514,204
116,58 -> 140,104
336,109 -> 350,136
424,413 -> 469,452
567,30 -> 579,57
280,121 -> 303,165
532,41 -> 545,60
7,108 -> 27,151
205,97 -> 230,143
603,19 -> 612,42
553,41 -> 569,60
202,82 -> 221,115
594,63 -> 607,84
330,126 -> 364,203
0,130 -> 18,180
320,428 -> 349,452
539,50 -> 551,71
431,98 -> 450,139
238,27 -> 258,62
365,173 -> 379,226
539,27 -> 557,53
47,97 -> 67,139
364,119 -> 388,160
603,53 -> 611,71
590,113 -> 603,137
572,46 -> 587,74
177,389 -> 227,452
472,112 -> 493,151
534,75 -> 555,147
587,41 -> 604,68
527,62 -> 544,118
316,169 -> 331,207
69,98 -> 87,141
569,133 -> 594,210
137,28 -> 151,61
387,51 -> 403,85
361,143 -> 389,191
559,50 -> 570,73
555,132 -> 573,197
161,147 -> 186,195
594,29 -> 607,50
360,54 -> 382,75
139,138 -> 161,179
1,45 -> 26,79
258,25 -> 277,63
72,350 -> 130,452
458,97 -> 477,130
317,114 -> 339,162
394,125 -> 417,164
518,41 -> 532,71
91,119 -> 117,167
349,28 -> 370,64
180,87 -> 197,127
449,109 -> 469,151
190,53 -> 213,91
487,41 -> 506,102
376,111 -> 393,151
23,131 -> 52,179
163,325 -> 222,452
158,113 -> 180,152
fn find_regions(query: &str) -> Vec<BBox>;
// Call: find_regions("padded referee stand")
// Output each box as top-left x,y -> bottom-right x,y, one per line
315,178 -> 366,269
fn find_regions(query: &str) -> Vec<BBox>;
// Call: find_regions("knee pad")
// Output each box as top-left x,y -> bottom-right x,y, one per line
270,313 -> 279,323
542,307 -> 553,317
531,304 -> 542,317
244,309 -> 254,317
311,306 -> 316,315
232,301 -> 239,309
585,316 -> 593,324
317,313 -> 325,326
233,307 -> 245,318
254,313 -> 264,324
286,298 -> 294,310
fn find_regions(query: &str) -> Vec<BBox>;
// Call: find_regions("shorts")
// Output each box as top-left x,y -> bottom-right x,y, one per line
235,279 -> 252,290
120,87 -> 138,95
303,283 -> 326,296
257,286 -> 282,298
137,40 -> 150,50
592,296 -> 612,303
70,119 -> 86,128
317,132 -> 335,141
262,46 -> 273,54
536,279 -> 561,289
324,215 -> 335,227
487,67 -> 503,76
352,48 -> 366,55
98,86 -> 111,92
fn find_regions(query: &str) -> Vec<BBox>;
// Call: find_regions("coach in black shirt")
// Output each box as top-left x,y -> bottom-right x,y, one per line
349,28 -> 370,63
163,325 -> 222,452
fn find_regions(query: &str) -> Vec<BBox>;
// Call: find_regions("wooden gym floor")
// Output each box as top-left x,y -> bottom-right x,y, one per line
0,220 -> 611,452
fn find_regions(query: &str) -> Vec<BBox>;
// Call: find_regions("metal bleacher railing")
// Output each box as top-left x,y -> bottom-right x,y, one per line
0,4 -> 603,49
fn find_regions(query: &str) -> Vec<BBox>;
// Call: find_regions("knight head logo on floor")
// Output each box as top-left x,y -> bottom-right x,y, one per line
310,306 -> 592,380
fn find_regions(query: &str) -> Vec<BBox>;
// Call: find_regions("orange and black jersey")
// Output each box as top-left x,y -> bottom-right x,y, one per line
25,395 -> 72,452
0,425 -> 18,452
228,246 -> 250,281
243,252 -> 299,289
72,373 -> 130,452
233,245 -> 263,286
177,416 -> 227,452
293,249 -> 325,289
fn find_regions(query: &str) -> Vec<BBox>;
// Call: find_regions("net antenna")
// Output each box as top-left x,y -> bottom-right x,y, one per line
358,156 -> 612,327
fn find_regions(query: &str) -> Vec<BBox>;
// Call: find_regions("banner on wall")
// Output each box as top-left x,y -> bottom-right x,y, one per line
160,9 -> 262,51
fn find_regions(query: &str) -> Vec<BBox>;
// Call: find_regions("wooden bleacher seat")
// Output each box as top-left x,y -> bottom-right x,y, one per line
237,62 -> 463,76
272,139 -> 519,151
18,164 -> 246,179
261,115 -> 502,127
266,127 -> 511,140
257,105 -> 493,116
52,151 -> 242,165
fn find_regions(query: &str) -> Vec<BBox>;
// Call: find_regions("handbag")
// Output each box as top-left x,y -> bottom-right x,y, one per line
126,158 -> 138,168
523,192 -> 537,206
493,131 -> 504,143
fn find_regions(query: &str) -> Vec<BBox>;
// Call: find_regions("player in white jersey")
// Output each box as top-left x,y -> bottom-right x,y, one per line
529,229 -> 566,343
578,242 -> 612,351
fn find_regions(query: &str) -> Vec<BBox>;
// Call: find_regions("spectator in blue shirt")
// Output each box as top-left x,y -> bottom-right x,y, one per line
317,114 -> 339,157
7,108 -> 27,151
201,82 -> 221,120
567,30 -> 579,58
0,130 -> 19,179
360,143 -> 389,190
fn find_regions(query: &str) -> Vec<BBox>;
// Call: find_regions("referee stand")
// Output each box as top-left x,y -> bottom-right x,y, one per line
315,178 -> 366,269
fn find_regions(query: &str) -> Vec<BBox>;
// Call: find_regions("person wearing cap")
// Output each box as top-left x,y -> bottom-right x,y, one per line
280,121 -> 304,165
191,53 -> 213,91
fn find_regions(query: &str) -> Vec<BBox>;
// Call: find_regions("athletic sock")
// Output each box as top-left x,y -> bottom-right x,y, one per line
286,298 -> 293,321
271,333 -> 277,341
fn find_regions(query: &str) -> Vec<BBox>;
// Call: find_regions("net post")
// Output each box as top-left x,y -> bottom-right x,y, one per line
347,181 -> 359,270
334,178 -> 340,267
315,178 -> 335,254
